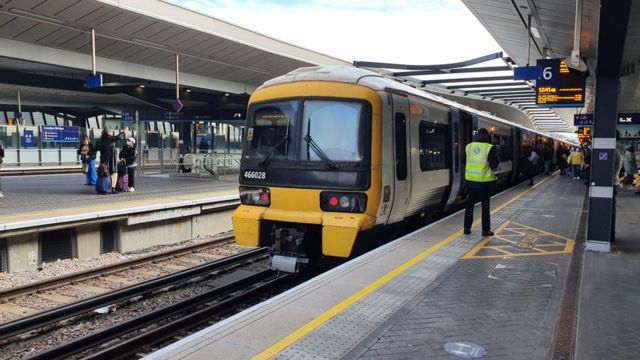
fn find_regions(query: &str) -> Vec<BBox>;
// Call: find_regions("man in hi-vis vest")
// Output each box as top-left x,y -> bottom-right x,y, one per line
464,128 -> 499,236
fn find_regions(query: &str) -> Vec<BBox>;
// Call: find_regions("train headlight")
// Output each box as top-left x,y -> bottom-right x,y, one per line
240,187 -> 270,206
320,192 -> 366,213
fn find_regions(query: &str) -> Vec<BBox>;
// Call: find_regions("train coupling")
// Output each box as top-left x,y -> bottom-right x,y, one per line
271,255 -> 309,273
269,225 -> 310,273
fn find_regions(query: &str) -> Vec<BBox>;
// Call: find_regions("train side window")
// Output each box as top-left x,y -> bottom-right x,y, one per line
394,113 -> 407,181
419,121 -> 448,171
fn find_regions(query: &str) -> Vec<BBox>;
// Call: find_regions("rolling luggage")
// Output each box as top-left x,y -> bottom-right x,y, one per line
95,164 -> 112,194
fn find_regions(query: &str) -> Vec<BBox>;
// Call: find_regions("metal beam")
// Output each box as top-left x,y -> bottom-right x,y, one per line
422,75 -> 514,85
392,65 -> 512,77
463,86 -> 532,93
478,90 -> 535,96
446,81 -> 528,89
354,52 -> 503,71
0,37 -> 253,94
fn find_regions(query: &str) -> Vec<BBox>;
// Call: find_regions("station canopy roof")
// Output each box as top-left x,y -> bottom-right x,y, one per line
0,0 -> 348,116
462,0 -> 640,133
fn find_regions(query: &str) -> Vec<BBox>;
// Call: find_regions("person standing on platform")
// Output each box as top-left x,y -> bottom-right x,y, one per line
521,142 -> 536,186
96,128 -> 126,191
622,145 -> 637,189
567,146 -> 584,180
542,143 -> 553,175
463,128 -> 499,236
119,137 -> 138,192
78,136 -> 97,186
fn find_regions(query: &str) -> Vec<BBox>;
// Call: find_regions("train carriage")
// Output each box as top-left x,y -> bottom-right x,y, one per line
232,65 -> 564,272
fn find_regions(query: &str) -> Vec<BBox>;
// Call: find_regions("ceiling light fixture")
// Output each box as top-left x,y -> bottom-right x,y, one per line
8,8 -> 66,25
530,26 -> 541,39
131,37 -> 167,49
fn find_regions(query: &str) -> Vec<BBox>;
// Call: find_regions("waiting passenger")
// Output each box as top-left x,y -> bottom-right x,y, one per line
78,136 -> 97,186
541,143 -> 553,175
557,145 -> 568,176
119,137 -> 137,192
567,147 -> 584,180
463,128 -> 499,237
520,143 -> 536,186
623,145 -> 637,189
95,129 -> 126,190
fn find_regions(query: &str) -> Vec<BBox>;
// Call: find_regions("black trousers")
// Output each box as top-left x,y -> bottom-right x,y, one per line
127,167 -> 136,188
464,188 -> 491,232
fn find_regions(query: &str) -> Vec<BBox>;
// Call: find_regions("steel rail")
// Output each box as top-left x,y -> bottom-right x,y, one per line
0,247 -> 267,341
0,234 -> 234,300
28,270 -> 292,360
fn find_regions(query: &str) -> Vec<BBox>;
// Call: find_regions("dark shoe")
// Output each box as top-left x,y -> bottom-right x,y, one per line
528,182 -> 534,186
482,231 -> 494,237
463,228 -> 471,235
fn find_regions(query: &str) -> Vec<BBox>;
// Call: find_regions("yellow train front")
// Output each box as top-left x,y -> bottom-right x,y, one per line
232,65 -> 563,272
232,66 -> 387,272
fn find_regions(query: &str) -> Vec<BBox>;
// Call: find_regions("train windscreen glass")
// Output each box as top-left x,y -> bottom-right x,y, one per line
302,100 -> 365,163
245,101 -> 298,162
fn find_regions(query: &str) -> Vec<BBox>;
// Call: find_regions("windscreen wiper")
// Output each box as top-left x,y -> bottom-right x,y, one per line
304,134 -> 337,169
258,135 -> 288,167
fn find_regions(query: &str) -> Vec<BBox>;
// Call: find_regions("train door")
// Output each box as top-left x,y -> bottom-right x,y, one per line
452,110 -> 475,203
511,128 -> 521,182
387,94 -> 412,224
445,108 -> 462,206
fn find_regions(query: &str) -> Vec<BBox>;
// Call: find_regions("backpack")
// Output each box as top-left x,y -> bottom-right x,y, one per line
97,163 -> 109,178
117,161 -> 127,177
95,175 -> 112,194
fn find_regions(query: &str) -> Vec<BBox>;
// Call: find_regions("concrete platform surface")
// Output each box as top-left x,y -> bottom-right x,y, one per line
146,173 -> 590,360
0,173 -> 238,217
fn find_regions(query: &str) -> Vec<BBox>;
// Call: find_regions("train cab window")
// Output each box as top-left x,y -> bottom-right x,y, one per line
244,101 -> 298,163
394,113 -> 408,180
301,100 -> 366,163
419,121 -> 448,171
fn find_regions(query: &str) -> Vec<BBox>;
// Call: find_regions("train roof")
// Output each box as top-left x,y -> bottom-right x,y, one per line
259,65 -> 566,141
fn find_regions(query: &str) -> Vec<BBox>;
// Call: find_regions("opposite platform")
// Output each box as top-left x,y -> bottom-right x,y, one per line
147,173 -> 586,360
0,174 -> 239,230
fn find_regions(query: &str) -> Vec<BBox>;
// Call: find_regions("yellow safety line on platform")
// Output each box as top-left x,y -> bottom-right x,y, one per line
251,174 -> 557,360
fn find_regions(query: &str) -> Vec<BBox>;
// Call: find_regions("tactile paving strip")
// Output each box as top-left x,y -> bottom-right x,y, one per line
276,177 -> 584,360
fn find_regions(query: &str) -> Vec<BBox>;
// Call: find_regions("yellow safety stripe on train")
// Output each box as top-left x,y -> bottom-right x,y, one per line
251,174 -> 557,360
462,220 -> 574,259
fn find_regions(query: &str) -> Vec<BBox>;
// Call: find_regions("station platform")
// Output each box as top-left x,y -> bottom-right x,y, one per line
145,173 -> 640,360
0,173 -> 238,235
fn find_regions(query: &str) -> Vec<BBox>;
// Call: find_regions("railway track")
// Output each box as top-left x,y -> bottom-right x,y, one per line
0,247 -> 268,341
31,270 -> 294,360
1,247 -> 277,360
0,234 -> 244,324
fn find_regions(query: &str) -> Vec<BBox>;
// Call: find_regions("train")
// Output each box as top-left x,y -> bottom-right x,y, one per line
232,65 -> 569,272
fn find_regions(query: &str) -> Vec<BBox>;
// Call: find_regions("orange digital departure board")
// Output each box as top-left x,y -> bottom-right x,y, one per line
535,59 -> 586,107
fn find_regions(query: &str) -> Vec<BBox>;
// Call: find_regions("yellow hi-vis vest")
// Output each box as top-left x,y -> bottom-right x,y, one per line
465,142 -> 497,182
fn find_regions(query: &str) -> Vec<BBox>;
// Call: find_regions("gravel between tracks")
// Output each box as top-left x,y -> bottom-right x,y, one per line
2,262 -> 270,360
0,232 -> 238,291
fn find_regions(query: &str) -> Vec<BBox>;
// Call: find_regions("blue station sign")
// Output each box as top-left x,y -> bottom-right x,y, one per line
574,114 -> 594,126
41,126 -> 80,143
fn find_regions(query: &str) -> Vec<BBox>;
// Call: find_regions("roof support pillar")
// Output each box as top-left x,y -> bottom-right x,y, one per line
586,0 -> 631,251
